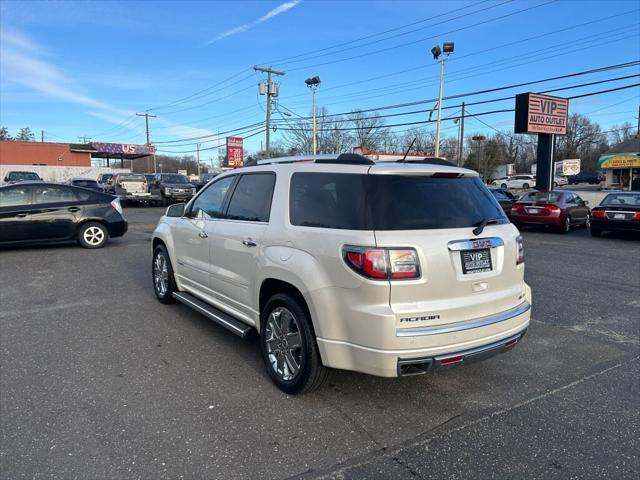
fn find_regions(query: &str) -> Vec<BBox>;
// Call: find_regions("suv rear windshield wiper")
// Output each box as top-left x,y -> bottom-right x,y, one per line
472,218 -> 500,236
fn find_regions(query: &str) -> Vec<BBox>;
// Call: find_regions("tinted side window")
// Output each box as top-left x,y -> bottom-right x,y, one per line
226,173 -> 276,222
33,185 -> 75,204
290,173 -> 368,229
191,176 -> 235,219
0,186 -> 30,207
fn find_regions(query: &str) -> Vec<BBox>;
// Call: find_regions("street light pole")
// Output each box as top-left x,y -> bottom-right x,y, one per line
305,76 -> 321,155
431,42 -> 454,158
435,58 -> 445,157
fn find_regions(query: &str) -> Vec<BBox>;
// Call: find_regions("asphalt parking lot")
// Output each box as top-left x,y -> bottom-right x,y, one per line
1,207 -> 638,479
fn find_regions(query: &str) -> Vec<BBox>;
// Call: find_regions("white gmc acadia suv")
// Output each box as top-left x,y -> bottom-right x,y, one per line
151,154 -> 531,394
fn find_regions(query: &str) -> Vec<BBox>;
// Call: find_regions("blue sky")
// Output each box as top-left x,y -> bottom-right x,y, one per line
1,0 -> 639,158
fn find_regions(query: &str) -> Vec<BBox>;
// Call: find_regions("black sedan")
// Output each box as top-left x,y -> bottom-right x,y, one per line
0,182 -> 127,248
590,191 -> 640,237
489,187 -> 517,217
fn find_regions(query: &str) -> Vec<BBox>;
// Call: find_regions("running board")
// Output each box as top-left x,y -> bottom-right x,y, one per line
172,292 -> 253,338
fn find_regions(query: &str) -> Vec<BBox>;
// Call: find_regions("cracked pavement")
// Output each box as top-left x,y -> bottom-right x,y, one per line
1,208 -> 638,479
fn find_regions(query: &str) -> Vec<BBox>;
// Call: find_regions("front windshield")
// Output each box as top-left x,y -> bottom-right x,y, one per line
602,193 -> 640,206
162,174 -> 189,184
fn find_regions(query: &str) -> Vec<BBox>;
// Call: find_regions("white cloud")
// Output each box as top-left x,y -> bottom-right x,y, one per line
204,0 -> 301,45
0,28 -> 216,145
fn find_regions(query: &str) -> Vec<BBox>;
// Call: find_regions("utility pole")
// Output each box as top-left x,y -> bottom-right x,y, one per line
41,130 -> 44,142
472,135 -> 486,181
637,104 -> 639,135
196,143 -> 201,177
254,65 -> 285,158
459,102 -> 465,166
137,112 -> 157,172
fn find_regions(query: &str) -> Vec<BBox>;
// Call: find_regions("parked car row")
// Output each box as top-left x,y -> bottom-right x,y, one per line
490,174 -> 568,189
489,185 -> 640,236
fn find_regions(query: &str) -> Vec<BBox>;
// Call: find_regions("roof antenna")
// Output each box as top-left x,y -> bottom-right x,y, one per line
399,137 -> 417,163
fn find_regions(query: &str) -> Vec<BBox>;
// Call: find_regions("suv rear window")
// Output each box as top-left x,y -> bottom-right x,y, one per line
290,173 -> 506,230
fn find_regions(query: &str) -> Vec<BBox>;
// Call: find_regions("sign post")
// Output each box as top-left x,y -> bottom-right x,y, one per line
226,136 -> 244,168
515,93 -> 569,191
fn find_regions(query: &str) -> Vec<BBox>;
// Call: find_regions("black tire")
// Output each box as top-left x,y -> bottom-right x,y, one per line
590,226 -> 602,237
523,183 -> 530,189
553,182 -> 558,187
78,221 -> 108,249
560,216 -> 571,234
161,194 -> 170,207
583,216 -> 590,229
152,245 -> 177,304
501,183 -> 507,189
260,293 -> 329,394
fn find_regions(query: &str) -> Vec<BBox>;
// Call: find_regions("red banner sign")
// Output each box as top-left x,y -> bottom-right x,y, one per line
226,136 -> 243,168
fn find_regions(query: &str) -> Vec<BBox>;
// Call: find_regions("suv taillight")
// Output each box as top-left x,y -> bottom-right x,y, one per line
516,235 -> 524,265
343,246 -> 420,280
591,209 -> 606,219
633,211 -> 640,221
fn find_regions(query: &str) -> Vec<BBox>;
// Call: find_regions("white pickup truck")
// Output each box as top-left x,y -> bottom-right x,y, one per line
113,173 -> 151,205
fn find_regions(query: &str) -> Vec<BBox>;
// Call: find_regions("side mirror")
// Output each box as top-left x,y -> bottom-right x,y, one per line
3,176 -> 7,182
166,203 -> 185,217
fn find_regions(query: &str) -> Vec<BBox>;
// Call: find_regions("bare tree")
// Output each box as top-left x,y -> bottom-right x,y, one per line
608,121 -> 635,145
555,113 -> 608,170
347,110 -> 389,152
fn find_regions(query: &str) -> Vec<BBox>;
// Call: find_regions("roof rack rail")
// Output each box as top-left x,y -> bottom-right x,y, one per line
399,157 -> 456,167
257,153 -> 374,166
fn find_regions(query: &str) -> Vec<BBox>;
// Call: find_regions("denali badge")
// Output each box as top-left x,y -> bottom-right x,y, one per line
400,314 -> 440,323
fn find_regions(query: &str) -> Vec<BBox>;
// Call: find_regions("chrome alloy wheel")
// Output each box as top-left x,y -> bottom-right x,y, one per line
153,252 -> 169,297
265,307 -> 303,381
83,226 -> 105,246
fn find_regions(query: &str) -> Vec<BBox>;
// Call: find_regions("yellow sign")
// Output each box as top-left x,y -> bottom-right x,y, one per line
599,154 -> 640,169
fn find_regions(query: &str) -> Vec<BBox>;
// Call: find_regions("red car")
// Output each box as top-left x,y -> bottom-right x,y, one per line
511,190 -> 590,233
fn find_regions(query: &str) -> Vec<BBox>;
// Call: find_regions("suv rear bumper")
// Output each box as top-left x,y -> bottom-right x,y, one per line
316,302 -> 530,377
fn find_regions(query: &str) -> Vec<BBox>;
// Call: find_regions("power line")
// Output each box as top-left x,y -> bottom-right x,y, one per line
156,128 -> 266,154
148,68 -> 255,112
285,0 -> 558,72
152,63 -> 639,145
273,0 -> 515,68
272,74 -> 639,126
278,61 -> 640,121
278,8 -> 639,102
261,0 -> 492,66
274,83 -> 640,133
281,31 -> 639,110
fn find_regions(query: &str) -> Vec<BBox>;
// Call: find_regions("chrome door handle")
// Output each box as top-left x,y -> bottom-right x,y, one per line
242,239 -> 257,247
198,231 -> 208,238
67,207 -> 80,212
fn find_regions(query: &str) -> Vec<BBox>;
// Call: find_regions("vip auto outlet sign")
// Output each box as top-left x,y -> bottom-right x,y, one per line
514,93 -> 569,135
226,137 -> 243,168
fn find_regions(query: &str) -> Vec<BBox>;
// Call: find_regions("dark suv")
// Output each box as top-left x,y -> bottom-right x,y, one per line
149,173 -> 195,206
567,171 -> 603,185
